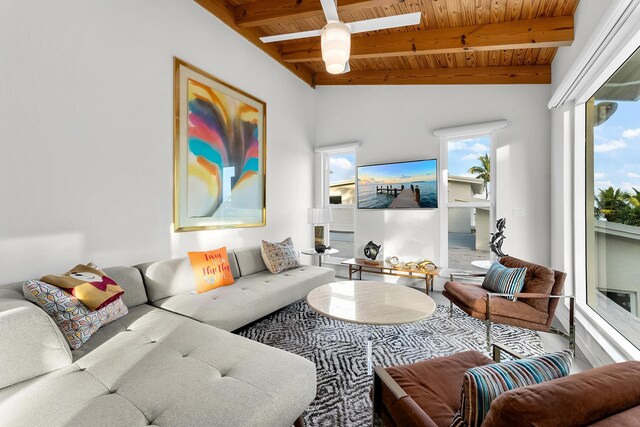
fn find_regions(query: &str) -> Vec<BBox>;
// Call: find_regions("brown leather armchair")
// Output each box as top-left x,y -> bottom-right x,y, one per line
443,256 -> 574,352
372,345 -> 640,427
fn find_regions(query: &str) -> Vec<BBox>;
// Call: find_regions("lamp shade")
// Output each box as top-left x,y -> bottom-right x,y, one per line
321,22 -> 350,75
308,207 -> 332,225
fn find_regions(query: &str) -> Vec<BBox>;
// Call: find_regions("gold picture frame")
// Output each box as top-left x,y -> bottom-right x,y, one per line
173,58 -> 266,232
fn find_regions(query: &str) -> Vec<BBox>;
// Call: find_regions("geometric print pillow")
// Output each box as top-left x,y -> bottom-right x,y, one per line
261,237 -> 302,274
23,280 -> 128,350
451,350 -> 573,427
481,262 -> 527,302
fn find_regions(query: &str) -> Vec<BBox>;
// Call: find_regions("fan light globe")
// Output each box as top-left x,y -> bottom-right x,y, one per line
326,62 -> 346,74
321,22 -> 350,75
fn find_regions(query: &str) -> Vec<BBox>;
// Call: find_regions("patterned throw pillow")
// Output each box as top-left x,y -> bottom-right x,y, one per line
455,350 -> 573,427
261,237 -> 302,274
481,262 -> 527,301
188,247 -> 235,293
23,280 -> 128,349
41,264 -> 125,310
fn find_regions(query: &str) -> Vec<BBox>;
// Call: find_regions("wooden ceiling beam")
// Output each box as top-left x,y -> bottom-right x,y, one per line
314,65 -> 551,85
194,0 -> 315,86
235,0 -> 407,28
282,15 -> 573,62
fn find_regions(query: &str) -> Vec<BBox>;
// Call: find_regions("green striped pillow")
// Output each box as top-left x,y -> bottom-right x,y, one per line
453,350 -> 573,427
481,262 -> 527,301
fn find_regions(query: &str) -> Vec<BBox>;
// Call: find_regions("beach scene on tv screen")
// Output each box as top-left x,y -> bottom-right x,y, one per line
357,159 -> 437,209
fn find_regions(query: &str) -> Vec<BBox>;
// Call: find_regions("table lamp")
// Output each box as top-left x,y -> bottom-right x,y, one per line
307,207 -> 332,247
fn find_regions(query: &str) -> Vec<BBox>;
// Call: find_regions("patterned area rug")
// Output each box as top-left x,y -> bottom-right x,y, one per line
238,301 -> 543,427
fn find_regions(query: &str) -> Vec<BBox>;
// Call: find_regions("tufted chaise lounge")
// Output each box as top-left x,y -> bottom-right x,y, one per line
0,246 -> 335,426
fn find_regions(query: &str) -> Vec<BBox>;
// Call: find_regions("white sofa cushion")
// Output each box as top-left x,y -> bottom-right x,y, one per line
102,266 -> 148,308
138,254 -> 240,303
234,246 -> 268,276
0,304 -> 316,427
152,266 -> 335,331
0,289 -> 72,389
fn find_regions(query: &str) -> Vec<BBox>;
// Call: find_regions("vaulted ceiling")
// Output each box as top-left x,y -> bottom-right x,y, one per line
195,0 -> 578,87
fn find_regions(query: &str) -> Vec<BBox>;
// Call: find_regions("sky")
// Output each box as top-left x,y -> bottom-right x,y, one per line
593,100 -> 640,194
328,139 -> 489,185
357,159 -> 437,185
327,100 -> 640,195
447,135 -> 490,178
329,152 -> 356,184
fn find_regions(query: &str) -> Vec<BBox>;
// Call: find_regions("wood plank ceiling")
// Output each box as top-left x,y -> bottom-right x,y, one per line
195,0 -> 579,86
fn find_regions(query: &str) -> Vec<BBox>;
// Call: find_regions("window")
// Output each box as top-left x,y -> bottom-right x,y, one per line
325,150 -> 356,261
585,46 -> 640,349
443,134 -> 495,272
435,122 -> 505,273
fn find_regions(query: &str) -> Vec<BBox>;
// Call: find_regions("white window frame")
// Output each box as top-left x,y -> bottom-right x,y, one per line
314,142 -> 359,262
574,73 -> 640,361
434,121 -> 506,270
549,0 -> 640,362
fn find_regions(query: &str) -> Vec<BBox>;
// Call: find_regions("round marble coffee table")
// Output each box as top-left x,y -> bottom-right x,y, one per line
307,280 -> 436,373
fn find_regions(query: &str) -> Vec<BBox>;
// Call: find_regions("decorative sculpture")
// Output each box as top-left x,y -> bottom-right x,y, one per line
314,244 -> 327,253
364,241 -> 381,261
490,217 -> 508,258
417,259 -> 437,270
402,259 -> 436,271
385,256 -> 400,266
384,256 -> 436,271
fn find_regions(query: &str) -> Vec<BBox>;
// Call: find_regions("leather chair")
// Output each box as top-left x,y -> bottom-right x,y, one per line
443,256 -> 574,352
372,345 -> 640,427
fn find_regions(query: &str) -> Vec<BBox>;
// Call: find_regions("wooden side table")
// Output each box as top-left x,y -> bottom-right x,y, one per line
301,248 -> 339,267
341,258 -> 442,295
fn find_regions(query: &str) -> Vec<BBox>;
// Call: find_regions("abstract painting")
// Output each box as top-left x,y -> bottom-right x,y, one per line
174,58 -> 266,231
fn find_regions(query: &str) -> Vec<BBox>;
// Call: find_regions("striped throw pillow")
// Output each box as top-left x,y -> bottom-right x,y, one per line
481,262 -> 527,301
456,350 -> 573,427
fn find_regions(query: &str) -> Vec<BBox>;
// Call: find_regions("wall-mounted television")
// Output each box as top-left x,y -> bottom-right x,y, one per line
357,159 -> 438,209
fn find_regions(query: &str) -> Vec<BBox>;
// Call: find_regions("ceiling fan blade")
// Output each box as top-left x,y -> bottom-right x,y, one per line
260,29 -> 323,43
320,0 -> 339,23
347,12 -> 421,34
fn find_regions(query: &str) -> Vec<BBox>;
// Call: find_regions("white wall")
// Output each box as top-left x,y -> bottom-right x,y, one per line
314,85 -> 552,269
551,1 -> 613,94
0,0 -> 315,284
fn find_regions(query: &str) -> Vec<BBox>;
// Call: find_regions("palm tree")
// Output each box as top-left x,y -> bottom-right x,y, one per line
468,154 -> 491,199
595,187 -> 628,222
621,188 -> 640,227
628,188 -> 640,208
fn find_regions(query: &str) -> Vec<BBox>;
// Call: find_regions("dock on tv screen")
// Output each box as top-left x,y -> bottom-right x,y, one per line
357,159 -> 438,209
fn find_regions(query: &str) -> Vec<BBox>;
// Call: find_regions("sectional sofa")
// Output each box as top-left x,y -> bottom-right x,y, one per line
0,246 -> 335,427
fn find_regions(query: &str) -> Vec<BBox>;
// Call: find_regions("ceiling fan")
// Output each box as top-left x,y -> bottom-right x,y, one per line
260,0 -> 421,75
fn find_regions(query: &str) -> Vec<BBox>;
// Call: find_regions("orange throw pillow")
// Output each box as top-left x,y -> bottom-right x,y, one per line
188,247 -> 235,293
